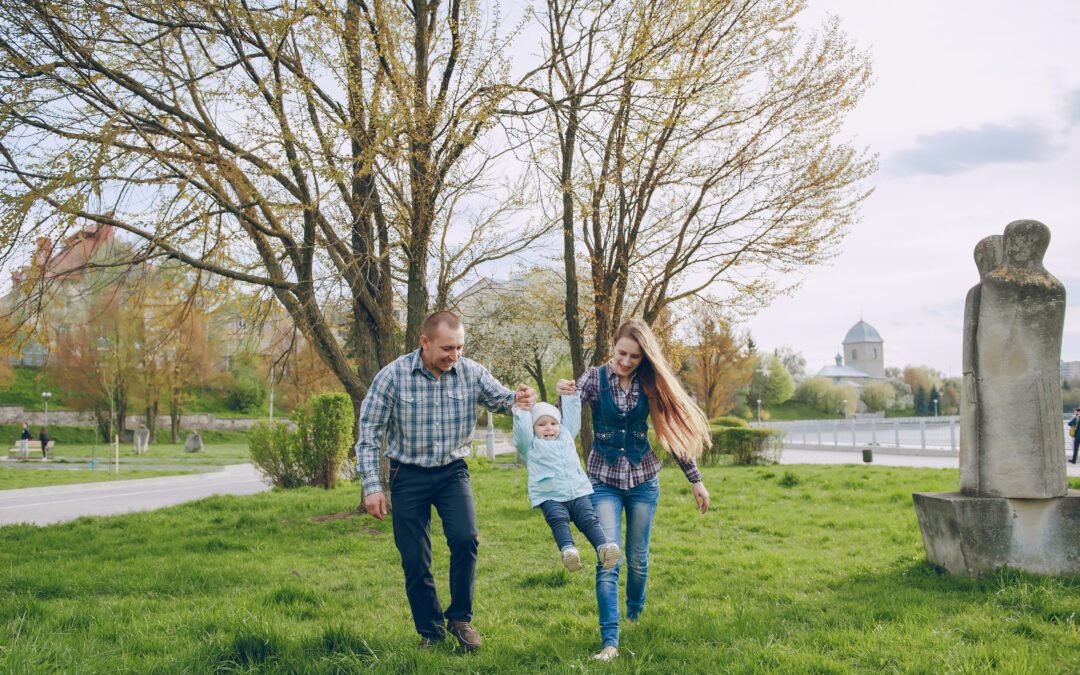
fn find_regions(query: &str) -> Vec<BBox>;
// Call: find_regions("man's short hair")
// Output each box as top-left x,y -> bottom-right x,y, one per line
422,310 -> 462,337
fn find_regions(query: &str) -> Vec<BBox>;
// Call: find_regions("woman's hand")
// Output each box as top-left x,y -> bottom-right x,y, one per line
691,481 -> 710,514
555,379 -> 576,395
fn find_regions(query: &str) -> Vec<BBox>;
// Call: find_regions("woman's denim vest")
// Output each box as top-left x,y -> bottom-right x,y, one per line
591,365 -> 651,465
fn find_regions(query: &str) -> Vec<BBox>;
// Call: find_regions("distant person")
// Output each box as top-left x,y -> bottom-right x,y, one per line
355,310 -> 537,652
39,427 -> 50,460
1069,407 -> 1080,464
19,421 -> 31,459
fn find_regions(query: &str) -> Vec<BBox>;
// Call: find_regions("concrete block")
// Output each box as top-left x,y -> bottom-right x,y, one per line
913,490 -> 1080,576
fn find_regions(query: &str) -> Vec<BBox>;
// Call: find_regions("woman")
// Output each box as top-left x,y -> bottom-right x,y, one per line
39,427 -> 51,460
19,421 -> 31,459
556,319 -> 711,661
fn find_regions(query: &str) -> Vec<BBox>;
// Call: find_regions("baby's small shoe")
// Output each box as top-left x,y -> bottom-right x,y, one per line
598,542 -> 621,569
592,646 -> 618,661
562,546 -> 582,571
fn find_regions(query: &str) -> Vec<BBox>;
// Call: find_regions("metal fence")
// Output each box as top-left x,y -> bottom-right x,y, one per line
764,416 -> 1075,453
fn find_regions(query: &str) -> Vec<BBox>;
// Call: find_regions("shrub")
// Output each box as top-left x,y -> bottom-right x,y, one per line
650,422 -> 782,466
293,393 -> 353,489
248,393 -> 353,489
711,416 -> 748,428
226,373 -> 265,412
715,426 -> 784,465
248,421 -> 305,488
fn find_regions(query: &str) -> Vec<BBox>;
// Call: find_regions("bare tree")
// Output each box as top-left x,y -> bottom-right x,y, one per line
528,0 -> 875,368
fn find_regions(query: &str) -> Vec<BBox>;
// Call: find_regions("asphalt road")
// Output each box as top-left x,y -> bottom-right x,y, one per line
0,463 -> 269,527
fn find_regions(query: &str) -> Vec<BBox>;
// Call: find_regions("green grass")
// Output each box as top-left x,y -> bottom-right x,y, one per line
48,441 -> 250,461
1,464 -> 1078,672
0,466 -> 209,490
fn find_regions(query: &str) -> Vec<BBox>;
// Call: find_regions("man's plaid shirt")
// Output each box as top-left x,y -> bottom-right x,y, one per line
355,349 -> 515,494
577,365 -> 702,489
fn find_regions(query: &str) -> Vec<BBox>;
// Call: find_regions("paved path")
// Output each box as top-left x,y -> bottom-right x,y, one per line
0,464 -> 269,527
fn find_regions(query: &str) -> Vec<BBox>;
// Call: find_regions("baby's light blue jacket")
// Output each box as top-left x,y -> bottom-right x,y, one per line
512,394 -> 593,508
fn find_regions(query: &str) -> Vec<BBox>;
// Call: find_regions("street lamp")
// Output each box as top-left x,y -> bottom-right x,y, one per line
41,391 -> 51,428
933,398 -> 939,417
842,399 -> 848,419
756,399 -> 761,425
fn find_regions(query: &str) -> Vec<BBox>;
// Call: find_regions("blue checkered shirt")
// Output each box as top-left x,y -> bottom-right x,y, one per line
355,349 -> 516,494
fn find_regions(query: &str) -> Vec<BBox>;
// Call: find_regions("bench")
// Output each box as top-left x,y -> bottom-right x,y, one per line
7,440 -> 55,460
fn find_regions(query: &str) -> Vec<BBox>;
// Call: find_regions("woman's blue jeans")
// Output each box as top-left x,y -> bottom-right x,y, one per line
589,476 -> 660,648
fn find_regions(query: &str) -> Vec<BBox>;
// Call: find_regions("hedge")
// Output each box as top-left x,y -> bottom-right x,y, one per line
0,423 -> 98,444
651,424 -> 784,466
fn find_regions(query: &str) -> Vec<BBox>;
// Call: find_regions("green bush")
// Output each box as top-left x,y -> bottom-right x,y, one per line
226,374 -> 265,412
718,427 -> 784,465
248,393 -> 353,489
293,393 -> 353,489
711,416 -> 748,428
247,421 -> 305,488
648,422 -> 780,466
0,423 -> 98,444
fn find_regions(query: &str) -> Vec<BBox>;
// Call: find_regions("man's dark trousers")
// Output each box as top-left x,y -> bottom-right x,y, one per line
389,459 -> 478,640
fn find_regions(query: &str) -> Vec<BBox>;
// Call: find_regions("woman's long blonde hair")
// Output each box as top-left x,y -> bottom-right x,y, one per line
613,319 -> 711,461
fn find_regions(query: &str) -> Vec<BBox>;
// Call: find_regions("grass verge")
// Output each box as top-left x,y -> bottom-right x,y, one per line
0,467 -> 207,490
0,463 -> 1077,672
44,442 -> 250,462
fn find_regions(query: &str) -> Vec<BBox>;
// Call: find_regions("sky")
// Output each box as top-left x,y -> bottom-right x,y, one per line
747,0 -> 1080,377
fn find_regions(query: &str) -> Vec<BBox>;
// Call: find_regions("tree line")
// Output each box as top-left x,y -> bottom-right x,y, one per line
0,0 -> 876,471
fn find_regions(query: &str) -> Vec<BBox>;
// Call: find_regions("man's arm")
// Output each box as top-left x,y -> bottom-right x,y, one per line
476,364 -> 519,415
354,367 -> 397,496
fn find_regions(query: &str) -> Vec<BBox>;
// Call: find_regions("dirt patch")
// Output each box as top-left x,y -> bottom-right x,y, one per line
284,510 -> 384,534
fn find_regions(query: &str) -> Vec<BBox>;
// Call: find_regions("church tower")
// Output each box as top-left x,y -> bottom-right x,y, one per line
843,320 -> 885,378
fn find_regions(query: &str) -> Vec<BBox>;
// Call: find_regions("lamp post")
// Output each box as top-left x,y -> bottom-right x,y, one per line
933,398 -> 939,417
756,399 -> 761,426
842,399 -> 848,419
41,391 -> 51,428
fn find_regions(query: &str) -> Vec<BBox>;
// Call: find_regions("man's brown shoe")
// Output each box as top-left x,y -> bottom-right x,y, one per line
447,620 -> 481,651
418,637 -> 439,650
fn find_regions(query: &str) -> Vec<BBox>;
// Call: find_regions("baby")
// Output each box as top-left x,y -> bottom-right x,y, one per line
514,394 -> 621,571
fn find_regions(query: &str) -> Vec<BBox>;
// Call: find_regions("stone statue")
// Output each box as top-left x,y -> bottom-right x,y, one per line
184,430 -> 203,453
959,234 -> 1002,495
915,219 -> 1076,577
963,220 -> 1066,498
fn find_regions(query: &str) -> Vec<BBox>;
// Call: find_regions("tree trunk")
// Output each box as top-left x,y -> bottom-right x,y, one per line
145,400 -> 158,444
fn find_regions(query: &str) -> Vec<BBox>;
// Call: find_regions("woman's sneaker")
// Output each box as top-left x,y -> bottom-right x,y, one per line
562,546 -> 582,571
593,646 -> 619,661
598,542 -> 621,569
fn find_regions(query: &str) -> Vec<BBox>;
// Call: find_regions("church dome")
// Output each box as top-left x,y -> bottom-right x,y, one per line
843,320 -> 882,344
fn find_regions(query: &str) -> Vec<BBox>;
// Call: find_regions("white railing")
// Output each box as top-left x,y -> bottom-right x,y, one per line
763,415 -> 1074,453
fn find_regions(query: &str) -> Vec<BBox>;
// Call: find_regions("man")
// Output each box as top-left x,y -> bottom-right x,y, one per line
355,310 -> 537,651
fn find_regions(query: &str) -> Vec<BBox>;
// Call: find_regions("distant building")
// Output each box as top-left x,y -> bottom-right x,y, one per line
1062,361 -> 1080,381
816,319 -> 886,388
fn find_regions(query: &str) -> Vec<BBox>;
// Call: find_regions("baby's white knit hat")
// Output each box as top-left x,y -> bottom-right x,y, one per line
530,402 -> 561,428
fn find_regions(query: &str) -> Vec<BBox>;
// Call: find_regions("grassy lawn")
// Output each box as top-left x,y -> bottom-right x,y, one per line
0,466 -> 211,490
48,441 -> 250,462
1,463 -> 1078,672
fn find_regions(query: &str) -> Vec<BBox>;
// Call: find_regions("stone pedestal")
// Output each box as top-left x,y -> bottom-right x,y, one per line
913,491 -> 1080,576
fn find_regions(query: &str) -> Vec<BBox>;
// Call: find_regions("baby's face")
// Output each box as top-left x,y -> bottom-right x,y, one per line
533,415 -> 560,441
